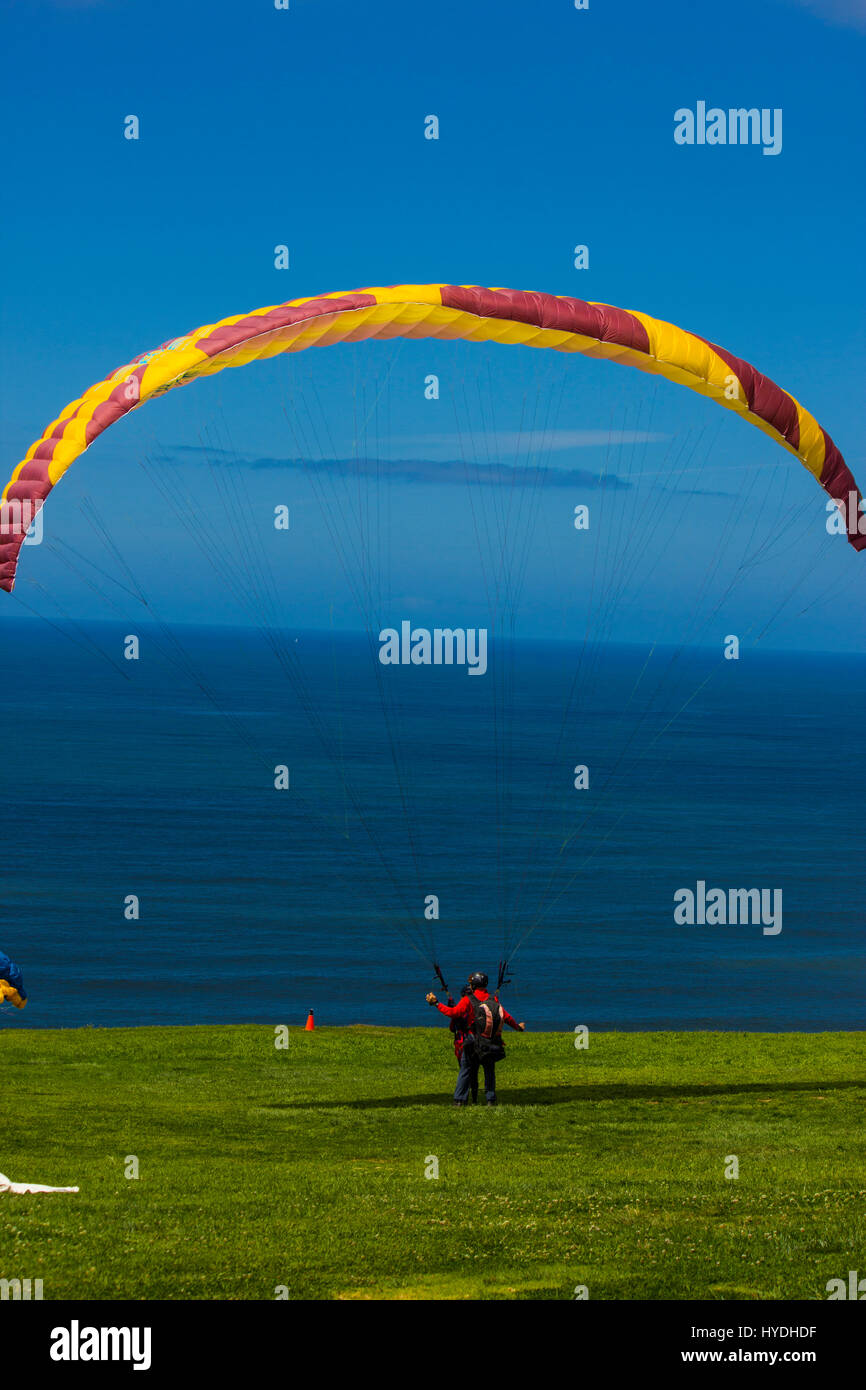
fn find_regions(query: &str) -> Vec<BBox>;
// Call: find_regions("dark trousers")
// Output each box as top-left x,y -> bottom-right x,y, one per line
454,1046 -> 497,1104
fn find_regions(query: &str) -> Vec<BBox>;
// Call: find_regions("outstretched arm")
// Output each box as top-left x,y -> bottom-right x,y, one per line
501,1007 -> 526,1032
426,993 -> 471,1023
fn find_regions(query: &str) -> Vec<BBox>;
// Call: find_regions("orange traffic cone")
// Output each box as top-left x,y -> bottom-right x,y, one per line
305,1010 -> 315,1031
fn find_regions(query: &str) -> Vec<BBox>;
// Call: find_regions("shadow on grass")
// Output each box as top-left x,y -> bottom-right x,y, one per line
264,1079 -> 864,1110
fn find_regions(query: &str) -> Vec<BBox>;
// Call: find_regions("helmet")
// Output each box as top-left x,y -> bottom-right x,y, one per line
468,972 -> 488,989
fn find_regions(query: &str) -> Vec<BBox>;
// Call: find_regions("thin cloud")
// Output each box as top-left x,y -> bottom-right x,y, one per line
391,430 -> 668,453
778,0 -> 866,29
156,447 -> 631,490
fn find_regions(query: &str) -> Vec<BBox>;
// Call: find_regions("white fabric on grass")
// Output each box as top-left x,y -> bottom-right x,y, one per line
0,1171 -> 79,1194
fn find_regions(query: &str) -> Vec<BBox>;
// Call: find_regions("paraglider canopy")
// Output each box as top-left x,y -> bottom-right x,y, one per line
1,282 -> 864,593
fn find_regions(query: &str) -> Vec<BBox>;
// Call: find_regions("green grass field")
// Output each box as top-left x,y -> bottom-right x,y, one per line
1,1025 -> 863,1300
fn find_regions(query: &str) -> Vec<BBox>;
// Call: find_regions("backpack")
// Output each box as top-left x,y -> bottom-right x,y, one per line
468,993 -> 505,1061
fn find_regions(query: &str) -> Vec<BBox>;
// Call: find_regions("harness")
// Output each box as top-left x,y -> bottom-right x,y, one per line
467,993 -> 505,1059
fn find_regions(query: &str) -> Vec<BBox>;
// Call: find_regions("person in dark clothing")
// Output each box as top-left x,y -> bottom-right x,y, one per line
427,971 -> 525,1105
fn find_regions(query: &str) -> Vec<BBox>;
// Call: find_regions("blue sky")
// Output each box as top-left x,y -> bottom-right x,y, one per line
1,0 -> 864,648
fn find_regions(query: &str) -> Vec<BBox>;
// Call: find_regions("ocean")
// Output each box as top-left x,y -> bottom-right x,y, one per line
0,618 -> 863,1031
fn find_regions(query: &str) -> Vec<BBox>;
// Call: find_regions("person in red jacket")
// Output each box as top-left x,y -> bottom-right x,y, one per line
449,987 -> 470,1051
448,985 -> 478,1101
427,971 -> 525,1106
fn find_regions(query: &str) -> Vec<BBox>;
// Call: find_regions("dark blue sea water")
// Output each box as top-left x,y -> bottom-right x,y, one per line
0,619 -> 863,1031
